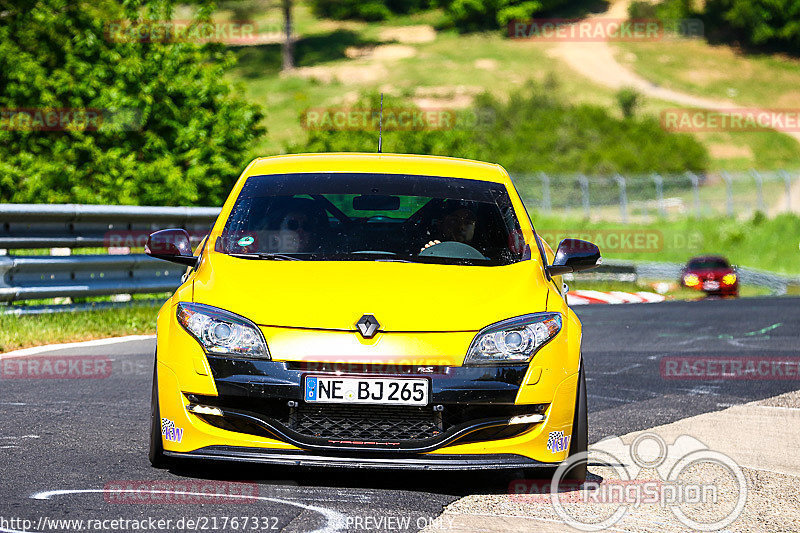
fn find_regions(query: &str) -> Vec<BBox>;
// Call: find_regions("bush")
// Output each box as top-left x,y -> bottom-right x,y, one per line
628,0 -> 700,37
442,0 -> 571,32
703,0 -> 800,50
0,0 -> 265,206
291,82 -> 709,176
309,0 -> 432,21
616,88 -> 640,118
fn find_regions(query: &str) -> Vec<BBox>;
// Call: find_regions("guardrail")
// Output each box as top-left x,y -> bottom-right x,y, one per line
0,203 -> 219,249
1,203 -> 798,314
0,204 -> 220,313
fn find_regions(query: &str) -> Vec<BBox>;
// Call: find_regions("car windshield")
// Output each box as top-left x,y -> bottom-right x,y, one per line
215,172 -> 525,266
688,258 -> 730,269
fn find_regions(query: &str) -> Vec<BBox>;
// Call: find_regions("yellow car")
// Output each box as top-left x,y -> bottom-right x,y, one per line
146,153 -> 600,479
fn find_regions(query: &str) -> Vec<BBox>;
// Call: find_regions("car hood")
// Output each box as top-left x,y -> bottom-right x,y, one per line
191,253 -> 548,332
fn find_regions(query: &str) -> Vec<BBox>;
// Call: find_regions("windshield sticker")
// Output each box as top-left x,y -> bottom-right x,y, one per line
237,235 -> 255,247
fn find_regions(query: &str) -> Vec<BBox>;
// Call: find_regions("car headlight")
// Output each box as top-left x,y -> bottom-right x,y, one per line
722,273 -> 737,285
465,313 -> 562,365
176,302 -> 270,358
683,274 -> 700,286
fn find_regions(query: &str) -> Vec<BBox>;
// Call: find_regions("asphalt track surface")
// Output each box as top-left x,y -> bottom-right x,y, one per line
1,297 -> 798,533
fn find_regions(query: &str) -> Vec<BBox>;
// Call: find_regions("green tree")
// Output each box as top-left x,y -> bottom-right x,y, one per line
704,0 -> 800,50
0,0 -> 265,206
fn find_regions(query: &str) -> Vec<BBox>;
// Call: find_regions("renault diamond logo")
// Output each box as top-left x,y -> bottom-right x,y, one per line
356,314 -> 380,338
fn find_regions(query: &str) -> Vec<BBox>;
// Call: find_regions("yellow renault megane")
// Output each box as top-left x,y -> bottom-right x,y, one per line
146,153 -> 600,479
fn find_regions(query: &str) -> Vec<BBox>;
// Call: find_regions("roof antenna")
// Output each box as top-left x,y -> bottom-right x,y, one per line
378,93 -> 383,153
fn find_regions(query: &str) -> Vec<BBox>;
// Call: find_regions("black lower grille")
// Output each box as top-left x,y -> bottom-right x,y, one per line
191,394 -> 548,449
290,404 -> 442,442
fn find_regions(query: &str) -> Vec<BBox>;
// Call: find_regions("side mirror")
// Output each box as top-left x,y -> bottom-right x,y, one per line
145,229 -> 197,266
546,238 -> 601,277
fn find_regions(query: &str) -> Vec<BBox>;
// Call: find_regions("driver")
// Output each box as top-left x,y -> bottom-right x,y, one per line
264,198 -> 328,253
276,210 -> 315,253
420,206 -> 477,252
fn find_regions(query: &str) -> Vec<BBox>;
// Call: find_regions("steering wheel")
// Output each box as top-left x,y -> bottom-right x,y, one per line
418,241 -> 487,260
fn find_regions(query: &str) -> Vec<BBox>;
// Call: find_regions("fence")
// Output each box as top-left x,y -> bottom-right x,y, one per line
513,169 -> 800,222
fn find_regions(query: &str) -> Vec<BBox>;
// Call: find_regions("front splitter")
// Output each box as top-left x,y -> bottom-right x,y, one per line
165,446 -> 553,471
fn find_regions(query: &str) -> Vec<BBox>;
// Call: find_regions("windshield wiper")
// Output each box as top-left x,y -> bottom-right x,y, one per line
226,253 -> 303,261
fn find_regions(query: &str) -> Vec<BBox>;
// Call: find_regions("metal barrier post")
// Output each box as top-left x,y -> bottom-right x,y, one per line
721,171 -> 734,217
687,171 -> 700,217
578,175 -> 590,219
540,173 -> 551,212
652,174 -> 665,218
615,174 -> 628,223
781,170 -> 792,213
751,169 -> 765,212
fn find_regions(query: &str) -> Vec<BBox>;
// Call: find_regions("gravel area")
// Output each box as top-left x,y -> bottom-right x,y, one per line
426,465 -> 800,532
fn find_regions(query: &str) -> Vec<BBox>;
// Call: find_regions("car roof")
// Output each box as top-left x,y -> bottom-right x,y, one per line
244,153 -> 509,183
689,255 -> 728,262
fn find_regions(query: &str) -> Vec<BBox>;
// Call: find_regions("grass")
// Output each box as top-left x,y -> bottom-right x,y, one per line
228,29 -> 630,156
0,305 -> 160,353
531,211 -> 800,275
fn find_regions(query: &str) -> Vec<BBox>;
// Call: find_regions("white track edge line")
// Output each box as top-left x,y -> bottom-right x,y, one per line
0,335 -> 156,360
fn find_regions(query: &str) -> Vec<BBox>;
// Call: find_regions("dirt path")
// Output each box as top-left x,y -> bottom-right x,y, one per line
547,0 -> 800,213
547,1 -> 741,109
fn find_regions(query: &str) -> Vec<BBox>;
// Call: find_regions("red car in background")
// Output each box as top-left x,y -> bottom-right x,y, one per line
680,256 -> 739,297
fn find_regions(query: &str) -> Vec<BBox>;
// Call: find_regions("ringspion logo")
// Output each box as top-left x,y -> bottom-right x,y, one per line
510,433 -> 746,531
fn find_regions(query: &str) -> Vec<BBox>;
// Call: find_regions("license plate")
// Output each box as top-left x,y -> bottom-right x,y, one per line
304,376 -> 429,406
703,281 -> 720,290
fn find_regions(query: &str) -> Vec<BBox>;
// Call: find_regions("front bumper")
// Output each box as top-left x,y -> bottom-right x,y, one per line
156,357 -> 581,466
188,358 -> 544,453
154,299 -> 584,467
